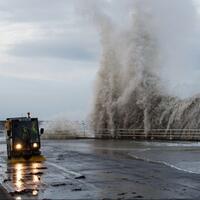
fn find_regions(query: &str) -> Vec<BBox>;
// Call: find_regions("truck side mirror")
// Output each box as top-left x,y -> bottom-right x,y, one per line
40,128 -> 44,135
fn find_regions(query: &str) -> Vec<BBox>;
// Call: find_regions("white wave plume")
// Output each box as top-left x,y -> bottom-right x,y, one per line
86,0 -> 200,134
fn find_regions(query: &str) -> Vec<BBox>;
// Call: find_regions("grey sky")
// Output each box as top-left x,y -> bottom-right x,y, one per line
0,0 -> 101,120
0,0 -> 199,120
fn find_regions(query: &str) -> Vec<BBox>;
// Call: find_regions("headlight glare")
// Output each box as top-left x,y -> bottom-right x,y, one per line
15,144 -> 22,150
33,143 -> 38,148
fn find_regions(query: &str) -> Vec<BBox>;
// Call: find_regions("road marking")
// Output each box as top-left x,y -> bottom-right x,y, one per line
2,178 -> 14,193
46,161 -> 97,189
46,161 -> 82,177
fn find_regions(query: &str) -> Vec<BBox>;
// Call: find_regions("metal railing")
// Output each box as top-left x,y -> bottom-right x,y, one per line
93,129 -> 200,141
42,128 -> 200,141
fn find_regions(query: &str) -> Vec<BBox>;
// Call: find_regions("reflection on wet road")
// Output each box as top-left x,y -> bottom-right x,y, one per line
1,138 -> 200,199
4,162 -> 44,199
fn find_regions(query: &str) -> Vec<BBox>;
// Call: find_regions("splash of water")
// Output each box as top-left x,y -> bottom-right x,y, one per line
42,118 -> 85,139
89,0 -> 200,134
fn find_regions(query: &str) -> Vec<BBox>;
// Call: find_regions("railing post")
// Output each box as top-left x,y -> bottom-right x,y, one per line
151,129 -> 154,140
170,129 -> 172,140
132,130 -> 135,140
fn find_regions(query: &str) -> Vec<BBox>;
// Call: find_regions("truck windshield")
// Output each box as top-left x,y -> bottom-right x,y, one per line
12,120 -> 39,143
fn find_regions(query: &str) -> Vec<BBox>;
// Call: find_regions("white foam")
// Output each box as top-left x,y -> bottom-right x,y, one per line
129,153 -> 200,174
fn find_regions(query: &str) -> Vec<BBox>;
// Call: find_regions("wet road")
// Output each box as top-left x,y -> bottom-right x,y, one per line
0,186 -> 13,200
1,138 -> 200,199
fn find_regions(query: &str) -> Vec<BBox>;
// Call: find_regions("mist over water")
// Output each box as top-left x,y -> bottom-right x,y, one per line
88,0 -> 200,132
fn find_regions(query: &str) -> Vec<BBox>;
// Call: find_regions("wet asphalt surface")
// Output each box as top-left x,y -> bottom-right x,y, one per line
1,138 -> 200,199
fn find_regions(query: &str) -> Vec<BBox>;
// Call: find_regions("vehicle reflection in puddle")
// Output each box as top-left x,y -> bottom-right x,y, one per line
6,161 -> 45,199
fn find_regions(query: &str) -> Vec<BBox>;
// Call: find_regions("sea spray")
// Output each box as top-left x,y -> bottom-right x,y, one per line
42,118 -> 90,139
89,0 -> 200,135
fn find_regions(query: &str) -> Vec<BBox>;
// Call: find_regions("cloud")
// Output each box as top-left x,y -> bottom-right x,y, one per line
0,0 -> 100,79
8,40 -> 98,61
0,0 -> 75,23
0,74 -> 95,120
0,0 -> 101,120
0,55 -> 98,82
0,0 -> 100,61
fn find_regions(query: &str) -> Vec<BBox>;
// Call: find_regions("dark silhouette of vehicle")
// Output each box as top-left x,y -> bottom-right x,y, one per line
5,114 -> 44,159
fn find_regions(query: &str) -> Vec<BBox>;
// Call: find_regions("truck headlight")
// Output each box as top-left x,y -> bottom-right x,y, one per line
15,144 -> 22,150
33,143 -> 38,148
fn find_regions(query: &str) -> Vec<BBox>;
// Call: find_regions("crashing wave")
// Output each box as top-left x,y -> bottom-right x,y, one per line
90,0 -> 200,135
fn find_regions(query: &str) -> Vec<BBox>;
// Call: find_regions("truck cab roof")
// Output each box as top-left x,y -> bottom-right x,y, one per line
6,117 -> 38,121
